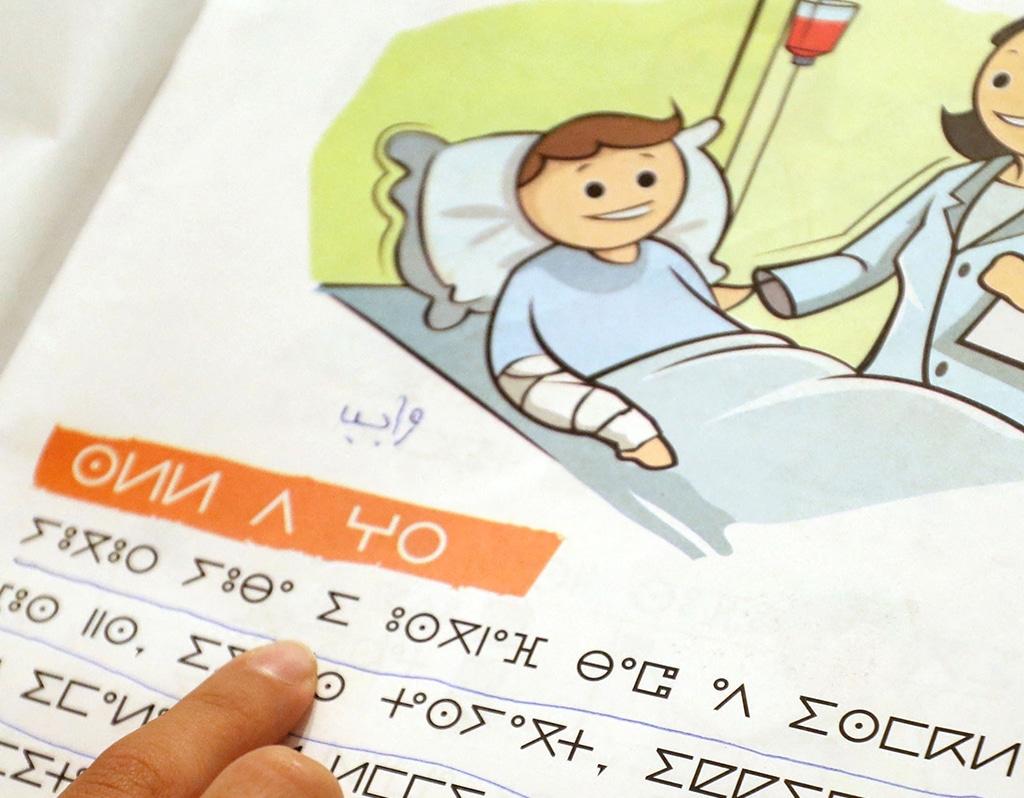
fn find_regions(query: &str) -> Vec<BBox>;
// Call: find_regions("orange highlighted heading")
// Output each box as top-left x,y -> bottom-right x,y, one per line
34,426 -> 561,596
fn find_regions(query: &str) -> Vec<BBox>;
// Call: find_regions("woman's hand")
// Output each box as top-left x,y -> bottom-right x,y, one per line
64,640 -> 342,798
981,253 -> 1024,311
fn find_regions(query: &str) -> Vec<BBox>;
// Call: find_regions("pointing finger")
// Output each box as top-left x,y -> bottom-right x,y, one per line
65,640 -> 318,798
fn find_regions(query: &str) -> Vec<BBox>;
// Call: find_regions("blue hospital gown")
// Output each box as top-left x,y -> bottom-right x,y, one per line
488,240 -> 742,377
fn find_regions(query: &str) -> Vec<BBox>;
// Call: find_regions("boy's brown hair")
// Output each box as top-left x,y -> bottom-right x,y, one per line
517,108 -> 684,187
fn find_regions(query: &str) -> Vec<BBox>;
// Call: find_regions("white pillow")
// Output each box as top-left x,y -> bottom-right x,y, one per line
419,117 -> 730,308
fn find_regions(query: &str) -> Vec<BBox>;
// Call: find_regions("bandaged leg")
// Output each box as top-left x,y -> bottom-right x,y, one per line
497,355 -> 659,451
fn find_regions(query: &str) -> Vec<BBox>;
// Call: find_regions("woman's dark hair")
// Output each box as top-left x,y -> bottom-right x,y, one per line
942,16 -> 1024,160
992,16 -> 1024,46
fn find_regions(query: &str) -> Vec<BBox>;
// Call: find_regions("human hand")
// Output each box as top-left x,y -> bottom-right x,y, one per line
981,253 -> 1024,311
711,284 -> 753,311
620,436 -> 677,469
64,640 -> 342,798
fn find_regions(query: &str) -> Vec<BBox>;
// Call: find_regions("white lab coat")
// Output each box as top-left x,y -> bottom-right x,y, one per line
756,156 -> 1024,428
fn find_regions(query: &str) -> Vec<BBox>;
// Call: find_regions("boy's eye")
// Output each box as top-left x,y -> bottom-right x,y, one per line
637,170 -> 657,188
585,181 -> 605,198
993,71 -> 1012,89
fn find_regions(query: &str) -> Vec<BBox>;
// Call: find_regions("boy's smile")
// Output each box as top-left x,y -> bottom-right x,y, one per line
585,200 -> 654,220
517,140 -> 686,260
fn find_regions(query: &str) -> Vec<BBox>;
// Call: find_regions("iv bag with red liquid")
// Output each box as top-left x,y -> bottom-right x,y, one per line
786,0 -> 859,66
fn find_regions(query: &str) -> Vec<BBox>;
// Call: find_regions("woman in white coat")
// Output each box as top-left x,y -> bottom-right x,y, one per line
754,16 -> 1024,429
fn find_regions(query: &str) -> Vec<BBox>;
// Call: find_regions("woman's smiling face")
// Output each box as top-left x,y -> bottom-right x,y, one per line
977,28 -> 1024,158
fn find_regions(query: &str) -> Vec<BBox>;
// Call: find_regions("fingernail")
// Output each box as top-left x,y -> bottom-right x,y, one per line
249,640 -> 317,685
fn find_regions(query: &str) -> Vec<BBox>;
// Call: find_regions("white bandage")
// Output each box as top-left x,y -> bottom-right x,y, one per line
497,355 -> 561,405
523,374 -> 593,429
574,389 -> 629,433
497,355 -> 659,451
596,408 -> 659,451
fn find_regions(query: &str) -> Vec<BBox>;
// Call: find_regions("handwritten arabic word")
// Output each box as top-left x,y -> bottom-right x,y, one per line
181,556 -> 294,604
340,396 -> 425,447
379,686 -> 596,764
22,516 -> 160,575
385,606 -> 548,669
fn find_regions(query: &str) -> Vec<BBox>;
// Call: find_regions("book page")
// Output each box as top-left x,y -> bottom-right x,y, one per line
2,2 -> 1024,797
0,0 -> 205,374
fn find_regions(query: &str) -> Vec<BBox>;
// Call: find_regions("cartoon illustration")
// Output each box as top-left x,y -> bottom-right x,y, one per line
752,15 -> 1024,428
312,1 -> 1024,556
489,110 -> 745,471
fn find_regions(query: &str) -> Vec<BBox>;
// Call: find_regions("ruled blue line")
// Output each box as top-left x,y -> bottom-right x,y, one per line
6,558 -> 995,798
312,651 -> 988,798
0,622 -> 179,702
0,716 -> 94,761
13,558 -> 273,643
294,734 -> 530,798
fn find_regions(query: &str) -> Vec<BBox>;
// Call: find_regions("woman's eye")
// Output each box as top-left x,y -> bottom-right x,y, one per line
637,170 -> 657,188
585,181 -> 605,198
993,71 -> 1012,89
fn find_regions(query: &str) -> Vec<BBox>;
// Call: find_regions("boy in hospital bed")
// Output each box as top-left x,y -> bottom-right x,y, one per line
488,109 -> 750,470
388,108 -> 1022,525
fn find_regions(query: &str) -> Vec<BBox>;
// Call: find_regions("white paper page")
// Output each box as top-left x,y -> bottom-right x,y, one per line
963,299 -> 1024,367
1,2 -> 1023,798
0,0 -> 205,374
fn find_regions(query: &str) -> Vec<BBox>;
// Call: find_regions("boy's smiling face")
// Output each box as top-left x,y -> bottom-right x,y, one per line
517,141 -> 686,253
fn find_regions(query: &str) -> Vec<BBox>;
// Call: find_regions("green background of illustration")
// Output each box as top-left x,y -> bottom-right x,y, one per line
310,0 -> 1011,367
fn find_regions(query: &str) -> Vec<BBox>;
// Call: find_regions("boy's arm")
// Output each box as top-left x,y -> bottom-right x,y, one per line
496,355 -> 676,469
489,267 -> 674,469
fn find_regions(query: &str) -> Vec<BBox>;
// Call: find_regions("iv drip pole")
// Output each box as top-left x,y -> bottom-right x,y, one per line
729,0 -> 859,216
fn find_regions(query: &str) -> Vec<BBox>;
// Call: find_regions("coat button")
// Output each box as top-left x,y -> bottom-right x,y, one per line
957,262 -> 971,277
935,361 -> 949,377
